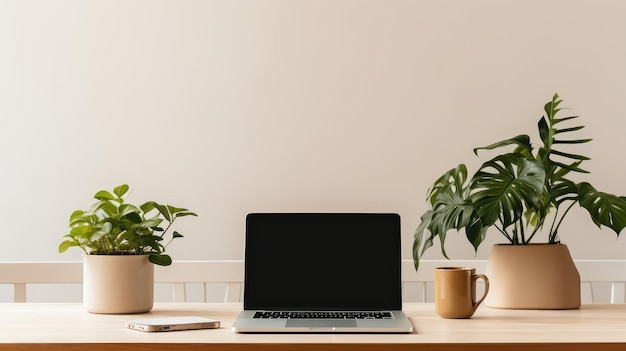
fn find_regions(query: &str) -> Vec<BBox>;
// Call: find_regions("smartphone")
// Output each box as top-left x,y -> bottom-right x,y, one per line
126,316 -> 220,332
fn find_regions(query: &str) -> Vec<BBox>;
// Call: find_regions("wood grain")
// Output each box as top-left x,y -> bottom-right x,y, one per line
1,303 -> 626,351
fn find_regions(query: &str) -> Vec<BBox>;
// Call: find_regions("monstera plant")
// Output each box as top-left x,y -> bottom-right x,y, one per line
413,93 -> 626,271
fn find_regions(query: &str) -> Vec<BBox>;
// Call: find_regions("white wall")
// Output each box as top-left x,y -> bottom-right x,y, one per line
1,0 -> 626,267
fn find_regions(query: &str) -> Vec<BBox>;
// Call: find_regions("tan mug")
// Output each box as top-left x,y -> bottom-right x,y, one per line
434,267 -> 489,319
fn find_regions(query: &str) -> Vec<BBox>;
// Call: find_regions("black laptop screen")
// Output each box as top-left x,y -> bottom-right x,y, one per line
243,213 -> 402,311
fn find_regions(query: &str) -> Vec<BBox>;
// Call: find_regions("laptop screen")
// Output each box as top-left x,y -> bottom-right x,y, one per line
243,213 -> 402,311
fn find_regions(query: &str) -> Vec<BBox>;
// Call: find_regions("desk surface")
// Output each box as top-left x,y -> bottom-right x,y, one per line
1,302 -> 626,351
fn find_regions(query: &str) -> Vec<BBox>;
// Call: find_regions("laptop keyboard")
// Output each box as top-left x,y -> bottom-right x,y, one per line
253,311 -> 394,319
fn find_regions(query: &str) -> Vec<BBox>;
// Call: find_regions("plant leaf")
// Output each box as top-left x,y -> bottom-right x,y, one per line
413,210 -> 434,271
69,210 -> 85,222
553,138 -> 593,145
538,116 -> 551,149
142,201 -> 171,221
470,154 -> 546,229
58,239 -> 78,253
140,201 -> 156,213
551,160 -> 589,174
413,166 -> 476,271
578,182 -> 626,236
429,189 -> 474,239
93,201 -> 118,217
113,184 -> 129,198
550,149 -> 590,161
167,205 -> 188,214
173,211 -> 198,218
132,217 -> 161,229
465,217 -> 487,252
550,178 -> 579,206
119,204 -> 141,216
426,164 -> 469,206
94,190 -> 114,201
554,125 -> 584,134
122,212 -> 143,225
473,135 -> 532,158
149,254 -> 172,266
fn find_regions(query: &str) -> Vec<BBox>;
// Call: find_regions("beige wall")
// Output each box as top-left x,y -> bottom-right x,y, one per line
1,0 -> 625,265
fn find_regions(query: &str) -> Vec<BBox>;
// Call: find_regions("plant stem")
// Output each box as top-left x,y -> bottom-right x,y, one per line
161,215 -> 179,248
548,206 -> 560,242
524,223 -> 541,244
159,217 -> 175,238
494,224 -> 514,243
550,201 -> 577,243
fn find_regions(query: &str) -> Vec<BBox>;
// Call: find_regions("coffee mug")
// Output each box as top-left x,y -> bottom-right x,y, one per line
434,267 -> 489,319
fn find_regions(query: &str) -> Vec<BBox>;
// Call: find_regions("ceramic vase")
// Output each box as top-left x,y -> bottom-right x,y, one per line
484,243 -> 580,309
83,254 -> 154,314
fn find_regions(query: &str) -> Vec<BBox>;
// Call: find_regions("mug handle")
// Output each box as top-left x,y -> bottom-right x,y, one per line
472,274 -> 490,312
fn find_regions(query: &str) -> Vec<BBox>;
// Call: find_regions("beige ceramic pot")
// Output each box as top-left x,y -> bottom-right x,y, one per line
485,243 -> 580,310
83,254 -> 154,314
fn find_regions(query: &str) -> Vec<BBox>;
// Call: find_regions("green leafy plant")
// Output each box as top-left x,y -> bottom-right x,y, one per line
413,93 -> 626,270
58,184 -> 197,266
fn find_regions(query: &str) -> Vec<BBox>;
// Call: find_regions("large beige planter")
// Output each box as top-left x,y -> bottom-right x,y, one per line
485,244 -> 580,310
83,254 -> 154,314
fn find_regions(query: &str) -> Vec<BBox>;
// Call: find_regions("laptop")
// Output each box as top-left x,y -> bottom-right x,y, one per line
231,213 -> 414,333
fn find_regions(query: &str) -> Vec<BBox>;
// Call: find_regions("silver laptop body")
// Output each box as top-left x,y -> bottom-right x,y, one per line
232,213 -> 414,333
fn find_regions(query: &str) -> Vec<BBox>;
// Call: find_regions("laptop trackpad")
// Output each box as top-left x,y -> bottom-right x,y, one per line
286,319 -> 358,328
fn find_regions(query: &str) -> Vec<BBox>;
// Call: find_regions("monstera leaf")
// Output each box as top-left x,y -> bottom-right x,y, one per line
470,154 -> 547,229
579,182 -> 626,235
413,165 -> 482,270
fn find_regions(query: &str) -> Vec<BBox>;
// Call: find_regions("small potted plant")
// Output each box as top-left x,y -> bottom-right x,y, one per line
58,184 -> 197,314
413,93 -> 626,309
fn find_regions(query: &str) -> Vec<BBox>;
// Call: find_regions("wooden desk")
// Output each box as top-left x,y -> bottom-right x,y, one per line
1,302 -> 626,351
